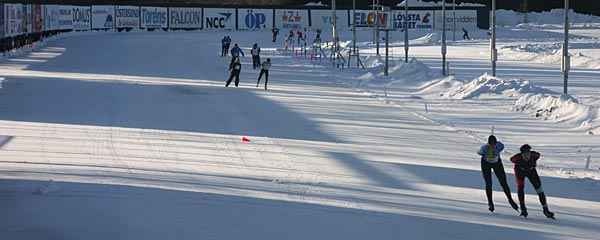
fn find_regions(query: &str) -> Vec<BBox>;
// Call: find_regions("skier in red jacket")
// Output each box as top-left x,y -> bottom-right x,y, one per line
510,144 -> 555,219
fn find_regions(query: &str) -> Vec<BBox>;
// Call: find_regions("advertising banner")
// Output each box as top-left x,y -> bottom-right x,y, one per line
433,10 -> 477,30
352,10 -> 391,28
310,10 -> 348,29
44,5 -> 59,31
72,6 -> 91,31
140,6 -> 167,29
116,6 -> 139,29
203,8 -> 235,30
0,4 -> 4,38
33,4 -> 42,32
237,8 -> 272,30
59,5 -> 73,30
390,10 -> 433,30
21,4 -> 31,33
275,9 -> 308,29
92,5 -> 115,29
5,4 -> 23,37
169,7 -> 201,29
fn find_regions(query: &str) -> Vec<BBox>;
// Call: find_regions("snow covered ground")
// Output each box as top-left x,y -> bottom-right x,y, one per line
0,9 -> 599,240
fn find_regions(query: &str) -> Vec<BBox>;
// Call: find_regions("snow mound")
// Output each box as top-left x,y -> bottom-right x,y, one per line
496,9 -> 600,26
414,33 -> 440,45
387,58 -> 442,86
34,180 -> 61,196
441,73 -> 555,99
359,72 -> 376,81
362,55 -> 384,68
417,76 -> 465,96
514,94 -> 600,132
499,42 -> 600,69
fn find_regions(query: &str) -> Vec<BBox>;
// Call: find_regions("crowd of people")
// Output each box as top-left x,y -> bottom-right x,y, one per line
221,27 -> 315,90
222,35 -> 272,90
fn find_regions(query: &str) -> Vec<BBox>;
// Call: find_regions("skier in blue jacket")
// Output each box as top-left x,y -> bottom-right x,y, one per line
477,135 -> 519,213
229,43 -> 245,70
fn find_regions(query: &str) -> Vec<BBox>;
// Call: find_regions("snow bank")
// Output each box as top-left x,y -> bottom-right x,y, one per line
499,42 -> 600,69
514,94 -> 599,133
496,9 -> 600,26
441,73 -> 555,99
414,33 -> 440,45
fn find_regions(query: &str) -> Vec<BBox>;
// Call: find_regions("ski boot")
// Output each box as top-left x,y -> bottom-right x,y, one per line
543,207 -> 555,220
488,203 -> 495,213
520,205 -> 528,218
509,200 -> 519,212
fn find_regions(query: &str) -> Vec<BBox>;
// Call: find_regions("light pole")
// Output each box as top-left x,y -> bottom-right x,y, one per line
332,0 -> 337,60
442,0 -> 447,76
491,0 -> 497,76
352,0 -> 356,56
562,0 -> 570,94
404,0 -> 409,62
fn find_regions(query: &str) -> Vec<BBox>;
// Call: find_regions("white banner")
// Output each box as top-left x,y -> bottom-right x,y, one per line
203,8 -> 235,30
115,6 -> 139,28
44,5 -> 59,31
169,7 -> 201,29
433,10 -> 478,30
25,4 -> 33,33
92,5 -> 115,29
5,4 -> 23,37
72,6 -> 91,31
0,4 -> 4,38
352,10 -> 391,28
391,10 -> 433,30
140,7 -> 167,29
33,4 -> 42,33
310,10 -> 348,29
237,9 -> 272,30
275,9 -> 309,29
59,5 -> 73,30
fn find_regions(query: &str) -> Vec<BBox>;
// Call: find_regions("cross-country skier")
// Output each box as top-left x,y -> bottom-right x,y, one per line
510,144 -> 555,219
272,27 -> 279,42
477,135 -> 519,213
221,36 -> 228,56
462,28 -> 470,40
229,43 -> 245,70
251,43 -> 261,69
224,36 -> 232,56
256,58 -> 271,90
226,58 -> 242,87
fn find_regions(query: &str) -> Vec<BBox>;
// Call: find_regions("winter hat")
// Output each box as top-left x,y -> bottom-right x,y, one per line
520,144 -> 531,153
487,135 -> 497,145
266,58 -> 270,62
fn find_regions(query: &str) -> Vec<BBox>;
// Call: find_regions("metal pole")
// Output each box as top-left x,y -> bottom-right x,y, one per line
332,0 -> 337,60
404,1 -> 409,62
453,0 -> 456,41
372,0 -> 376,44
376,0 -> 380,56
562,0 -> 570,94
385,30 -> 389,76
491,0 -> 497,76
442,0 -> 447,76
352,0 -> 356,55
